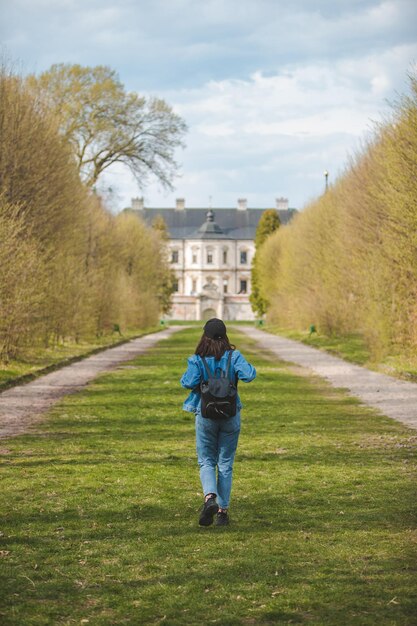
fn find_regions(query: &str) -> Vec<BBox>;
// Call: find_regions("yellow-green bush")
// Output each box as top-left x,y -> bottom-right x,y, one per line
0,66 -> 172,360
259,73 -> 417,358
0,200 -> 45,358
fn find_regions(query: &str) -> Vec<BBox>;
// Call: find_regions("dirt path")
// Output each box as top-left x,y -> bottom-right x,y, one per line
0,327 -> 182,439
239,326 -> 417,430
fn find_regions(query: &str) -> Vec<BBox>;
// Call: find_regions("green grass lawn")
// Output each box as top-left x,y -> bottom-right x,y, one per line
0,327 -> 416,625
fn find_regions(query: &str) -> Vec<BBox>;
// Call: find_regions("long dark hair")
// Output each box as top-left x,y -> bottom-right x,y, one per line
195,334 -> 236,361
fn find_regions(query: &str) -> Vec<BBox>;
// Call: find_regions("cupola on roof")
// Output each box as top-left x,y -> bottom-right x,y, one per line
196,209 -> 228,239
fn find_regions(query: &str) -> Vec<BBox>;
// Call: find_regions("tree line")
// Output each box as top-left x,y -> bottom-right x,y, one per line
0,62 -> 185,361
254,72 -> 417,360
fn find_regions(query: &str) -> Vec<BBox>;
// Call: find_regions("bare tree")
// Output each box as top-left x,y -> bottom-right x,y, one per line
27,64 -> 187,189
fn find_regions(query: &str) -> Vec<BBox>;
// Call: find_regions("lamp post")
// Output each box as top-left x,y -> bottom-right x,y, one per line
324,170 -> 329,192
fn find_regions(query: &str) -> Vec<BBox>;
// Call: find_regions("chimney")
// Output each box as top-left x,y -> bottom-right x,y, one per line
276,197 -> 288,211
176,198 -> 185,210
237,198 -> 247,211
131,197 -> 144,211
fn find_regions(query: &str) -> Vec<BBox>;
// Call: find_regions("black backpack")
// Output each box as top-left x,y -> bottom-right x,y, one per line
199,350 -> 237,419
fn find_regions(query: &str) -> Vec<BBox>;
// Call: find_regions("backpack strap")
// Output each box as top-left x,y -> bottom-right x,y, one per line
196,351 -> 234,387
200,355 -> 213,381
225,350 -> 234,381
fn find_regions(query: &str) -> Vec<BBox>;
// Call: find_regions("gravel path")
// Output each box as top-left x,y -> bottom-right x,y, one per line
239,326 -> 417,430
0,327 -> 182,439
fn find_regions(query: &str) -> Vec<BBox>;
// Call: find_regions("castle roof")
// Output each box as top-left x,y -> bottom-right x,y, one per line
127,207 -> 297,240
196,209 -> 229,239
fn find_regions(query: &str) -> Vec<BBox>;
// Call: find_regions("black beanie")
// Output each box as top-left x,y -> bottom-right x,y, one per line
204,318 -> 227,340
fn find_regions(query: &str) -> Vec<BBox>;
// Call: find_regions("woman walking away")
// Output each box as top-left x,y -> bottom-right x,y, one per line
180,318 -> 256,527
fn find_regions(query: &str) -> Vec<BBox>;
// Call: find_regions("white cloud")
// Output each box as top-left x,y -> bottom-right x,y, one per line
197,123 -> 235,137
1,0 -> 416,209
172,52 -> 410,145
140,43 -> 416,208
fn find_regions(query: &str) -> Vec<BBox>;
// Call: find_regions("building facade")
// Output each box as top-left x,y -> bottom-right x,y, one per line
128,197 -> 296,321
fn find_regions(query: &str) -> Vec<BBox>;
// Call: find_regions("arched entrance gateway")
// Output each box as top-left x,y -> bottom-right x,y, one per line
202,308 -> 217,321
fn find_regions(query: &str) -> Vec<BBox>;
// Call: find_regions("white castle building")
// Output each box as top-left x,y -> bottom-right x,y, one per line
128,197 -> 297,321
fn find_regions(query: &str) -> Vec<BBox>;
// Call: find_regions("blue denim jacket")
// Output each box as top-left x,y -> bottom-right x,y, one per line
180,350 -> 256,414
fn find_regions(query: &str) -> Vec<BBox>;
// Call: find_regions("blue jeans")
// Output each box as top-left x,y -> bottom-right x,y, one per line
195,412 -> 241,509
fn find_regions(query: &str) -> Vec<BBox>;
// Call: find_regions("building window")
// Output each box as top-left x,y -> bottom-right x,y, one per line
239,279 -> 247,294
207,249 -> 213,264
223,249 -> 228,264
192,252 -> 197,264
171,250 -> 179,264
173,279 -> 179,292
240,250 -> 248,264
223,280 -> 228,294
192,279 -> 197,293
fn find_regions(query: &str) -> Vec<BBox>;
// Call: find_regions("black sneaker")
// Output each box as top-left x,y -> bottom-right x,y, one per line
215,510 -> 229,526
199,496 -> 219,526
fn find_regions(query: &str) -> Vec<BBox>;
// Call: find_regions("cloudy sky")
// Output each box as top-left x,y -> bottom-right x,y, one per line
1,0 -> 416,210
